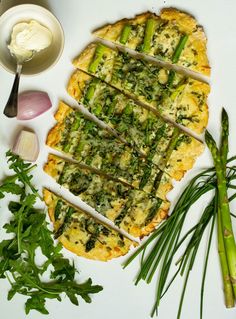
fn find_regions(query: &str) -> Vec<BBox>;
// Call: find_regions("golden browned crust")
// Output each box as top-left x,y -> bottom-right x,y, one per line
167,136 -> 204,181
93,12 -> 152,41
43,188 -> 56,223
127,200 -> 170,238
46,101 -> 73,149
155,173 -> 173,200
44,154 -> 65,182
67,70 -> 92,101
73,43 -> 97,70
160,8 -> 197,33
43,188 -> 135,261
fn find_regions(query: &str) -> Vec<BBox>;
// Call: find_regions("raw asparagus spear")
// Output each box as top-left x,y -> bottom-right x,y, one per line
205,109 -> 236,298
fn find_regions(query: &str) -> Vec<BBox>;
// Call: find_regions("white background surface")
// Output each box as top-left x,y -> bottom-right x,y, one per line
0,0 -> 236,318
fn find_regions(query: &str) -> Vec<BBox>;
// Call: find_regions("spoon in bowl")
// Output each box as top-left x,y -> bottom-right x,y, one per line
3,51 -> 35,118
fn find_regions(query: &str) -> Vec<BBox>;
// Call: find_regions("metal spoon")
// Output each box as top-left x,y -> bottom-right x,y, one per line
3,52 -> 35,118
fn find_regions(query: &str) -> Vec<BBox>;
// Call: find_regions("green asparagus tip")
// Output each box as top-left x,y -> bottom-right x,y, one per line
205,130 -> 217,147
221,108 -> 229,131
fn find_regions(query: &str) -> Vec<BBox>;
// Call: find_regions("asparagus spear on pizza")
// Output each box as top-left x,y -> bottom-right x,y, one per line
47,101 -> 172,199
73,43 -> 209,134
93,8 -> 210,76
67,71 -> 204,180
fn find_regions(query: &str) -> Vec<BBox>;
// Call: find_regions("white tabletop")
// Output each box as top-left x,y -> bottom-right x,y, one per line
0,0 -> 236,318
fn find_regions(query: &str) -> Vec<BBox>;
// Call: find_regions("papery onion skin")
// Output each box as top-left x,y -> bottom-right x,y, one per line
17,91 -> 52,120
12,129 -> 40,162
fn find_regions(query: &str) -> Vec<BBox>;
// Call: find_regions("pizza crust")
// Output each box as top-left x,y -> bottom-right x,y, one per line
166,135 -> 204,180
73,43 -> 97,71
137,200 -> 170,238
46,101 -> 73,149
44,154 -> 65,182
67,70 -> 92,101
93,12 -> 152,42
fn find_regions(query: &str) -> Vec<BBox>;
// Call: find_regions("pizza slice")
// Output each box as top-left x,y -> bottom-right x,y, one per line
73,43 -> 210,134
67,72 -> 204,180
44,154 -> 170,238
93,8 -> 210,76
47,101 -> 172,200
43,189 -> 134,261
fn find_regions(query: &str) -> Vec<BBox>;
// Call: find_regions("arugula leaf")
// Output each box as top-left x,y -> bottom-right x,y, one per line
0,151 -> 103,315
25,295 -> 49,315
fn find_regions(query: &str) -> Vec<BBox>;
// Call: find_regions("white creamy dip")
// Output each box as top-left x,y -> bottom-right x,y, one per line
8,20 -> 52,61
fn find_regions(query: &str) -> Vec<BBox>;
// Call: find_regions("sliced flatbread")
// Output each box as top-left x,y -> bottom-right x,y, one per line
93,8 -> 210,76
43,189 -> 134,261
47,101 -> 172,200
73,43 -> 209,134
67,71 -> 204,180
44,154 -> 170,238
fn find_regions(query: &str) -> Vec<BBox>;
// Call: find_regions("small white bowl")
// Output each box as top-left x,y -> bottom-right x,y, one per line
0,4 -> 64,75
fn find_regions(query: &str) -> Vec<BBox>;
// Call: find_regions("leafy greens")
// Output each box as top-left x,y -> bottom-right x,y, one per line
0,151 -> 103,315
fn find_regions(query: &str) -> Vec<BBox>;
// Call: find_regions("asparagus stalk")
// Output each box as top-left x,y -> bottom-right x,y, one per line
205,109 -> 236,299
63,112 -> 81,153
142,18 -> 156,53
218,108 -> 235,306
217,109 -> 234,308
167,35 -> 188,88
88,44 -> 106,73
172,35 -> 189,64
217,204 -> 235,307
120,24 -> 132,44
84,78 -> 99,103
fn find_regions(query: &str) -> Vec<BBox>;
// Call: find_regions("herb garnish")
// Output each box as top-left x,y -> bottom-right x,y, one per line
0,151 -> 103,315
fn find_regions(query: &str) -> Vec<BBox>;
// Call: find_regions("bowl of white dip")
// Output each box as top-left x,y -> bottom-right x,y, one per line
0,4 -> 64,75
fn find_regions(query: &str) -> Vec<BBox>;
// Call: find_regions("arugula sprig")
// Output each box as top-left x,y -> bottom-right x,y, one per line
0,151 -> 103,315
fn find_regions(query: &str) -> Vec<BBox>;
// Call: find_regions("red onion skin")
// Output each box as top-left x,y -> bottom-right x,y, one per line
17,91 -> 52,120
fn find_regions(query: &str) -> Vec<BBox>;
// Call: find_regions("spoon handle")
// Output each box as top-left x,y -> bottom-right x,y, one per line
3,63 -> 22,118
